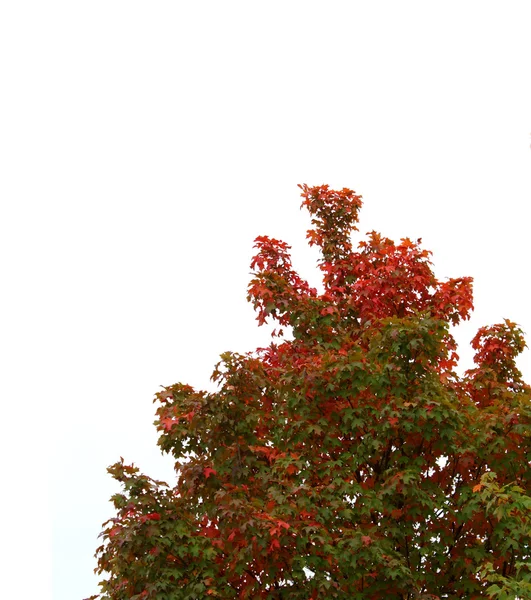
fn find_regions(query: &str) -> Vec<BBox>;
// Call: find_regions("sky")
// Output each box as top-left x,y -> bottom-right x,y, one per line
1,2 -> 530,599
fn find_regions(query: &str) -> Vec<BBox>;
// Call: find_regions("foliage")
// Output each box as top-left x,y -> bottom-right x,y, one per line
90,185 -> 531,599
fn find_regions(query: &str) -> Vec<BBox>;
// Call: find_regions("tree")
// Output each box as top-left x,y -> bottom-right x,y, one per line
90,185 -> 531,599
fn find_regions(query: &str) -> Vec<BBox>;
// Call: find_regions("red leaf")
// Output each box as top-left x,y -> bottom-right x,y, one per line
204,467 -> 217,479
269,538 -> 280,551
203,525 -> 219,538
161,417 -> 178,431
109,526 -> 121,538
139,512 -> 161,523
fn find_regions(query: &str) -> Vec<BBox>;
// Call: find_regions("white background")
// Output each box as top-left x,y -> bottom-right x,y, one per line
1,2 -> 530,599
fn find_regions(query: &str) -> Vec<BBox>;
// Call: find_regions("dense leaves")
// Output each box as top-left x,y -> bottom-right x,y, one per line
91,185 -> 531,599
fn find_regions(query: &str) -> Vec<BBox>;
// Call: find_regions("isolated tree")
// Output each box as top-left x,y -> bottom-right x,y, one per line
91,185 -> 531,599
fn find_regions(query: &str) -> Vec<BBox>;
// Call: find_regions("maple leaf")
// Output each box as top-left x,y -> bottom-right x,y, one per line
160,417 -> 178,431
269,538 -> 280,551
108,526 -> 121,538
138,512 -> 161,524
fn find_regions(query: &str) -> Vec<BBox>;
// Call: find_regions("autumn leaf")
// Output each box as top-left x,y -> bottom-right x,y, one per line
160,417 -> 178,431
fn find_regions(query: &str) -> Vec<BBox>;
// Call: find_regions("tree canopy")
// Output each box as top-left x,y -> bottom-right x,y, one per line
91,185 -> 531,599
